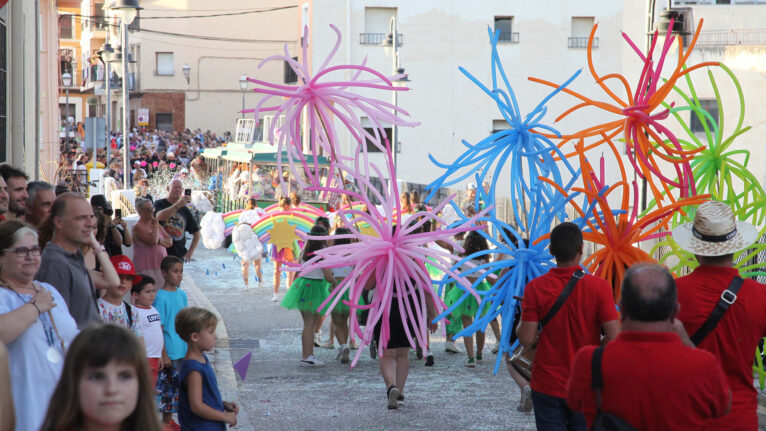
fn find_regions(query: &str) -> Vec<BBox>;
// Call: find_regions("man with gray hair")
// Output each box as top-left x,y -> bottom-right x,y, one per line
25,181 -> 56,227
566,263 -> 730,430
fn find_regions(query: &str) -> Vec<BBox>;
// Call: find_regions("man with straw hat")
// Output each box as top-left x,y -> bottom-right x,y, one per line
673,200 -> 766,430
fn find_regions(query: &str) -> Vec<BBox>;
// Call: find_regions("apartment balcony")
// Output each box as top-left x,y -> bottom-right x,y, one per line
568,37 -> 599,48
696,29 -> 766,47
359,33 -> 403,46
497,32 -> 520,44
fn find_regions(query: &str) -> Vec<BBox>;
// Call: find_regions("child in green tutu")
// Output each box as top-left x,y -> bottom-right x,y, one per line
281,225 -> 339,366
444,230 -> 492,367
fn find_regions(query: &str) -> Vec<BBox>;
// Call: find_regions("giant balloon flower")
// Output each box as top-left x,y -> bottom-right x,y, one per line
427,28 -> 579,231
530,19 -> 717,206
244,25 -> 418,193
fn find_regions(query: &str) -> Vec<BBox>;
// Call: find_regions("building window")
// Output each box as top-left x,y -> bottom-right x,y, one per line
284,57 -> 298,84
690,99 -> 719,133
156,52 -> 174,76
491,119 -> 511,134
94,2 -> 107,29
494,16 -> 518,43
570,17 -> 597,48
59,14 -> 74,39
361,7 -> 401,46
156,113 -> 173,132
361,117 -> 390,153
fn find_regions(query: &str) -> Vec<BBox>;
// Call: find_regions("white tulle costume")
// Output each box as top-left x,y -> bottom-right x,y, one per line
232,210 -> 264,262
200,212 -> 226,249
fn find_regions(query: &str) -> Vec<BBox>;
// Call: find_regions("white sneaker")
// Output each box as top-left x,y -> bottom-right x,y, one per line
300,355 -> 325,367
313,333 -> 321,347
271,293 -> 278,302
340,344 -> 350,364
445,341 -> 462,354
491,343 -> 500,354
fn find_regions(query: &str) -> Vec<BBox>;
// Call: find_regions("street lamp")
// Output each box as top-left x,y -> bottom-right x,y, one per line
109,0 -> 141,189
182,63 -> 191,85
380,16 -> 408,188
98,42 -> 116,153
62,71 -> 73,140
239,74 -> 248,119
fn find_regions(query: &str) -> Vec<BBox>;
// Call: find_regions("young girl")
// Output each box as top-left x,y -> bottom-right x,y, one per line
272,196 -> 296,302
329,227 -> 354,364
39,324 -> 164,431
176,307 -> 238,429
233,198 -> 263,289
444,231 -> 492,367
280,225 -> 339,366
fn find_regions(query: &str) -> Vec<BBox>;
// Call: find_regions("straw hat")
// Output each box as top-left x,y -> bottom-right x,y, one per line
672,201 -> 759,257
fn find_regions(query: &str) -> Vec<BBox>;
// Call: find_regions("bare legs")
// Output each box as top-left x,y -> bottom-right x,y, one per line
274,261 -> 282,294
300,310 -> 320,359
332,312 -> 349,346
241,259 -> 262,287
379,347 -> 410,393
460,315 -> 485,359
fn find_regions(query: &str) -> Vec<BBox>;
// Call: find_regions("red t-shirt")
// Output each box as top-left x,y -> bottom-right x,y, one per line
677,265 -> 766,430
566,331 -> 730,430
521,266 -> 618,398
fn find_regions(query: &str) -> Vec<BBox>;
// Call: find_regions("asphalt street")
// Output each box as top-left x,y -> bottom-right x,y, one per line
186,247 -> 536,431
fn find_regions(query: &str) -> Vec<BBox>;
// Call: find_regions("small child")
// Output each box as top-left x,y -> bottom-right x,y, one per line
39,324 -> 164,431
154,255 -> 188,429
131,275 -> 163,391
175,307 -> 238,429
98,255 -> 144,340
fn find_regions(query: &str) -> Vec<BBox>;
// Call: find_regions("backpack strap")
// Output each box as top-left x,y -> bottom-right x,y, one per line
591,344 -> 606,410
540,270 -> 584,328
124,301 -> 134,328
690,276 -> 744,346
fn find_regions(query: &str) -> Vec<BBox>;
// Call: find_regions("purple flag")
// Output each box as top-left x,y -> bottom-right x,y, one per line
233,352 -> 252,380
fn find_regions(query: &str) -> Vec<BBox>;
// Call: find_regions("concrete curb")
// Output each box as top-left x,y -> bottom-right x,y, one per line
184,274 -> 255,431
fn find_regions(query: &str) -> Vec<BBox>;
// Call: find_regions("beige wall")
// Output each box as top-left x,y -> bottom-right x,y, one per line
128,0 -> 302,134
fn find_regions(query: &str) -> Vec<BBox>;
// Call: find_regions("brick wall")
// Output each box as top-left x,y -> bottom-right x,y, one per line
133,91 -> 185,132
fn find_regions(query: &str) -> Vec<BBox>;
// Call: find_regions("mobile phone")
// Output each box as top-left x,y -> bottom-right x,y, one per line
184,188 -> 192,196
115,208 -> 122,218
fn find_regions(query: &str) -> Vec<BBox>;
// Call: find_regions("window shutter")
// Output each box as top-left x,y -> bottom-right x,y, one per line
365,8 -> 396,34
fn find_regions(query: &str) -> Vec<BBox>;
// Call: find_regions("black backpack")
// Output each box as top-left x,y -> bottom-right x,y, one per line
590,345 -> 638,431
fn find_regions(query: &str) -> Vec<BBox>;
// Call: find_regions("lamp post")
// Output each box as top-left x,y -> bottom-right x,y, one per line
380,17 -> 409,191
62,71 -> 72,141
109,0 -> 142,189
239,74 -> 248,119
98,41 -> 114,162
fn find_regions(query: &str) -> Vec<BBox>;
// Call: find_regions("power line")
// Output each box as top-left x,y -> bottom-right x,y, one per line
69,15 -> 297,44
138,6 -> 297,19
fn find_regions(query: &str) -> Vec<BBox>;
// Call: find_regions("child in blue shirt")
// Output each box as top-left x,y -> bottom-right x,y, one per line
153,255 -> 188,429
176,306 -> 238,430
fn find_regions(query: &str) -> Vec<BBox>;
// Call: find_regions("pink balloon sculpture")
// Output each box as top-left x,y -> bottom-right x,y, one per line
244,24 -> 419,195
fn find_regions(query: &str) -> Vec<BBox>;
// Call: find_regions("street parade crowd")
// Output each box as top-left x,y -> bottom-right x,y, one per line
0,130 -> 764,430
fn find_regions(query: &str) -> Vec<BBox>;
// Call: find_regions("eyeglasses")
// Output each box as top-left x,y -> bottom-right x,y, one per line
5,246 -> 42,258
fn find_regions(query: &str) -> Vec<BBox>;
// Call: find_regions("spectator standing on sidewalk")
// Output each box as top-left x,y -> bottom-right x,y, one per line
566,263 -> 731,430
35,193 -> 105,328
25,182 -> 55,228
517,222 -> 620,430
673,200 -> 766,430
155,179 -> 200,262
0,165 -> 28,221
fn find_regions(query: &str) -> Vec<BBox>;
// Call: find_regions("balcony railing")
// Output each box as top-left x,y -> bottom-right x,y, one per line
497,32 -> 519,43
359,33 -> 403,46
568,37 -> 598,48
696,29 -> 766,47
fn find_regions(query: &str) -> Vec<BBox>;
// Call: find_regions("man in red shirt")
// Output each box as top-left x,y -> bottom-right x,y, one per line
567,263 -> 731,429
673,200 -> 766,430
518,222 -> 619,430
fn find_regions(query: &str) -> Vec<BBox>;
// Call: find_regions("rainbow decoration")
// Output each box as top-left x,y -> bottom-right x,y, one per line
222,209 -> 245,236
250,211 -> 318,248
222,204 -> 325,237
